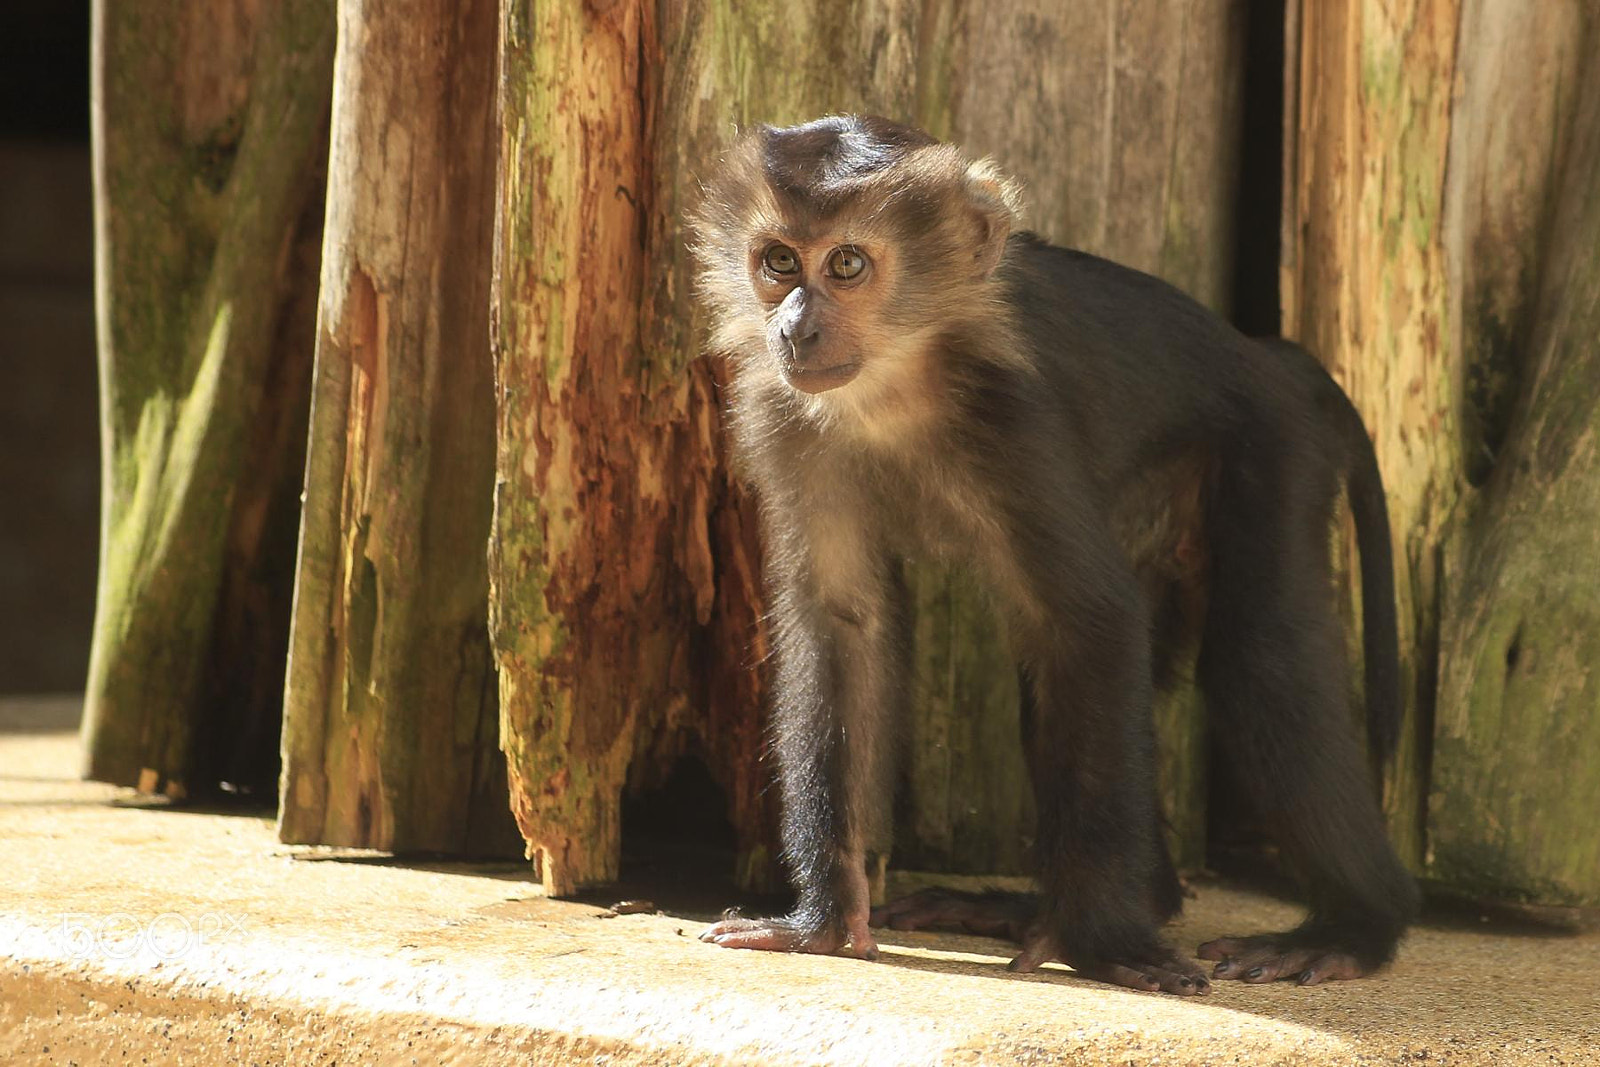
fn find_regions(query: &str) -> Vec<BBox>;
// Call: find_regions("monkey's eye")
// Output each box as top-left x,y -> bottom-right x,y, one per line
826,247 -> 868,281
763,244 -> 800,275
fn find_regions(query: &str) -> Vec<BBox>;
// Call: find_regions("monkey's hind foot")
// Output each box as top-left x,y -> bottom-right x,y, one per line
1198,929 -> 1384,985
699,910 -> 879,961
869,887 -> 1037,942
1010,930 -> 1211,996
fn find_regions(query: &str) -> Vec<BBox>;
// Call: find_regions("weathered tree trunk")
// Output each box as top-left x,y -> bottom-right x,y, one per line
82,0 -> 334,796
1285,0 -> 1600,905
491,0 -> 1246,893
1431,5 -> 1600,907
1281,0 -> 1463,867
276,0 -> 516,855
490,0 -> 923,895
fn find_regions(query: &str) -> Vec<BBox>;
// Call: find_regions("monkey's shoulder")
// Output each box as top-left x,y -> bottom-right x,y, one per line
1001,233 -> 1216,319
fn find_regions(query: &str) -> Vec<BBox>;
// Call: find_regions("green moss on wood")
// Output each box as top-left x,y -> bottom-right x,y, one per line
81,0 -> 335,793
1431,102 -> 1600,904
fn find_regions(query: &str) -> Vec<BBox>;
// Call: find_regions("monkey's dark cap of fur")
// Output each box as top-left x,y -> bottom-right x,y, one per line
757,115 -> 939,199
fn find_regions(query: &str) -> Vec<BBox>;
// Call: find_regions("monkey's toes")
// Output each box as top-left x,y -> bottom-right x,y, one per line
1007,934 -> 1209,996
1092,961 -> 1212,996
1199,934 -> 1369,985
699,915 -> 876,959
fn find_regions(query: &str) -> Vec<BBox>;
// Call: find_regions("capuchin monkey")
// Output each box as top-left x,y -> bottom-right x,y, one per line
689,115 -> 1418,995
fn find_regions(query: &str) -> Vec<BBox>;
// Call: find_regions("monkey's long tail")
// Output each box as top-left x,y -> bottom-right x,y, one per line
1341,400 -> 1403,762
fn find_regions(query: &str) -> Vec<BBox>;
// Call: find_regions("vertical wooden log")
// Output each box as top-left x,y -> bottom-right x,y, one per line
1287,0 -> 1600,901
490,0 -> 924,895
1282,0 -> 1463,867
82,0 -> 334,795
277,0 -> 516,855
492,0 -> 660,892
1431,3 -> 1600,907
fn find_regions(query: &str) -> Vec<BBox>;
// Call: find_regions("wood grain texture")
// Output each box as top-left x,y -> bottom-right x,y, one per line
1431,2 -> 1600,906
1282,0 -> 1463,868
276,0 -> 517,856
1286,0 -> 1600,904
82,0 -> 334,796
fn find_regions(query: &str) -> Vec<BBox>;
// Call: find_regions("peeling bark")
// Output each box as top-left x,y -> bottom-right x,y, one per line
276,0 -> 516,855
492,0 -> 666,893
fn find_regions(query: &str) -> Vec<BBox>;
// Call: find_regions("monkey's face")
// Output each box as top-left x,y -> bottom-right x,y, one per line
749,237 -> 882,395
692,115 -> 1022,416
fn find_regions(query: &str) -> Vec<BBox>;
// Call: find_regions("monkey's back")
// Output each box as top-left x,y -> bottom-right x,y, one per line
997,234 -> 1348,491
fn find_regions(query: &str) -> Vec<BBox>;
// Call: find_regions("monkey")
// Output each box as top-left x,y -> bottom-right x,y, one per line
688,114 -> 1419,996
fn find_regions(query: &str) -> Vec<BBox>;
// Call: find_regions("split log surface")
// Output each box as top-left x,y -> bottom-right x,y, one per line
277,0 -> 516,855
1431,4 -> 1600,906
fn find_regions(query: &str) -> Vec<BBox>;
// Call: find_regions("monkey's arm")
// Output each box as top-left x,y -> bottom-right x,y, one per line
701,497 -> 909,960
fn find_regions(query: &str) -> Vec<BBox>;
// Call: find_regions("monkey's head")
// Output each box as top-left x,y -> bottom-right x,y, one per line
692,115 -> 1021,410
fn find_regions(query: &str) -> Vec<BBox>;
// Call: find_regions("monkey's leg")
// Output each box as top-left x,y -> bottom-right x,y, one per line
701,558 -> 909,961
1008,637 -> 1210,996
873,654 -> 1186,944
1195,455 -> 1419,985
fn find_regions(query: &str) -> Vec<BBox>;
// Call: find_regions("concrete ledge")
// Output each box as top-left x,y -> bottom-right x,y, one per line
3,695 -> 1597,1065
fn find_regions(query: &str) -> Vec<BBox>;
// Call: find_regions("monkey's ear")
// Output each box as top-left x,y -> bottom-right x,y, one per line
963,158 -> 1021,278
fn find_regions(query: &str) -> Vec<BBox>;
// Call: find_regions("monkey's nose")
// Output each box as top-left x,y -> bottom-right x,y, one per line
780,323 -> 821,350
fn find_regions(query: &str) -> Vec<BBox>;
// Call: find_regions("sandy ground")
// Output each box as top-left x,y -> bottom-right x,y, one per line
2,694 -> 1597,1066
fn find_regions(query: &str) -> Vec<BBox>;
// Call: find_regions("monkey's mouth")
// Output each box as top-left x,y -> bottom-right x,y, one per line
782,361 -> 861,394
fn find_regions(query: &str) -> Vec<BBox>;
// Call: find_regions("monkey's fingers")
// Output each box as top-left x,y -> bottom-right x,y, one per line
699,916 -> 819,951
1076,951 -> 1211,996
1200,933 -> 1370,985
1291,953 -> 1366,985
1004,937 -> 1056,974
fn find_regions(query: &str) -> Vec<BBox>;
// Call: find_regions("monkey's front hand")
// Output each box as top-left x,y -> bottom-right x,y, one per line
1011,928 -> 1212,996
698,909 -> 880,961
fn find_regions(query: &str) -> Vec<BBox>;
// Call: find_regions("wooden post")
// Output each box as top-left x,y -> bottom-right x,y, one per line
1282,0 -> 1463,867
277,0 -> 517,856
82,0 -> 333,797
1286,0 -> 1600,905
1431,6 -> 1600,906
